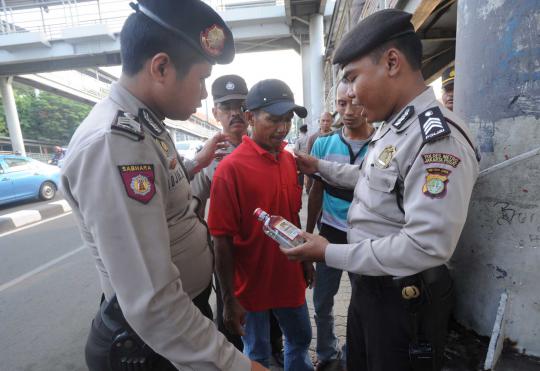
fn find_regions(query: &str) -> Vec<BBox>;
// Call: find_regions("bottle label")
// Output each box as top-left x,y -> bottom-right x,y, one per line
274,219 -> 300,241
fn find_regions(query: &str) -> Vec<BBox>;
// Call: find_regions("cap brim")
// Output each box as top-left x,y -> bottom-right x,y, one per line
213,94 -> 247,103
441,80 -> 454,88
262,101 -> 307,118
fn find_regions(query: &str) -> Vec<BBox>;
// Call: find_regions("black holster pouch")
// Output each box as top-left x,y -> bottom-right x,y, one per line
392,266 -> 450,371
101,296 -> 159,371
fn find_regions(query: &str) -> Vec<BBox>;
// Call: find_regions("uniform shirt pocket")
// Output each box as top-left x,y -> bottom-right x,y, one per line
365,166 -> 401,219
368,166 -> 398,192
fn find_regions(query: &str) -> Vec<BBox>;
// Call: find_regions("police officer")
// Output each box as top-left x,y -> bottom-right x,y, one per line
285,9 -> 479,371
441,66 -> 455,111
60,1 -> 266,370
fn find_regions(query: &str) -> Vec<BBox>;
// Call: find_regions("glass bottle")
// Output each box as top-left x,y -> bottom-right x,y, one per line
253,208 -> 306,249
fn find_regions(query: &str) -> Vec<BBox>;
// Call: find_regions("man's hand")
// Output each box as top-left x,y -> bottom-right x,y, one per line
294,151 -> 319,175
280,231 -> 329,262
194,132 -> 231,170
251,361 -> 269,371
223,297 -> 246,336
302,261 -> 315,289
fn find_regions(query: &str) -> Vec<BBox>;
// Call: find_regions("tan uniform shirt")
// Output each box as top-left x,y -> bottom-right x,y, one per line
61,83 -> 250,371
318,88 -> 479,277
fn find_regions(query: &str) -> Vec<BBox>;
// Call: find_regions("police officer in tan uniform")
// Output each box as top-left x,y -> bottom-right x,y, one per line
60,1 -> 266,370
286,9 -> 479,371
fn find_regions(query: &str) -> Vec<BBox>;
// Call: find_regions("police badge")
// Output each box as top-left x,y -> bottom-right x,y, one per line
375,145 -> 396,168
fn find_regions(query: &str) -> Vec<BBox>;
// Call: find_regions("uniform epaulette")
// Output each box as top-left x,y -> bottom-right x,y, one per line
418,107 -> 450,144
111,110 -> 144,141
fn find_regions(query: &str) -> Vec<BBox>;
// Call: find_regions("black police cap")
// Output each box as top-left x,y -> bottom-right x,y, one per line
441,66 -> 455,88
212,75 -> 248,103
246,79 -> 307,118
333,9 -> 415,67
130,0 -> 235,64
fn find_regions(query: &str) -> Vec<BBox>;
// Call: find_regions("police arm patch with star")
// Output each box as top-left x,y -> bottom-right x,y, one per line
419,107 -> 450,143
118,164 -> 156,204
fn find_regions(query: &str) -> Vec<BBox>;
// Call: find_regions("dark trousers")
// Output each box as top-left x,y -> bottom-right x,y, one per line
214,275 -> 283,353
85,285 -> 213,371
346,267 -> 454,371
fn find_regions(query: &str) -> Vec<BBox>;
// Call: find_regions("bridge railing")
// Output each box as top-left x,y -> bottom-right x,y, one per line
0,0 -> 284,38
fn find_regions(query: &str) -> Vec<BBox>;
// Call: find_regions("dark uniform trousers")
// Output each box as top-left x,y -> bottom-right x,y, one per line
346,266 -> 454,371
85,284 -> 213,371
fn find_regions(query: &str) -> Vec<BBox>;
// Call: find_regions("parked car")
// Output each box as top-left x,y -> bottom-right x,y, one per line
0,154 -> 61,206
175,140 -> 204,160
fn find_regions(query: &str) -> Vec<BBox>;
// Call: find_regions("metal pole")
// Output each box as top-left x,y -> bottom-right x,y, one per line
0,77 -> 26,156
309,13 -> 324,134
301,41 -> 312,133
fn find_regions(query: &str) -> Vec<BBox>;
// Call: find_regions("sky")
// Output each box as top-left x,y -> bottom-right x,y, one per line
201,49 -> 303,115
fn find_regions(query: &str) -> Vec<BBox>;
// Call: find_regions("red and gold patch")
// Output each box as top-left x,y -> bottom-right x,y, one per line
118,164 -> 156,204
200,24 -> 225,57
422,168 -> 450,199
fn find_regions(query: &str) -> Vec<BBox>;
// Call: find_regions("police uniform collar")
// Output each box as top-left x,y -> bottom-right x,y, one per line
388,88 -> 438,134
109,83 -> 149,119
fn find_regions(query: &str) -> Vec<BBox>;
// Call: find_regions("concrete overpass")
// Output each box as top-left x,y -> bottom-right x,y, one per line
0,0 -> 334,155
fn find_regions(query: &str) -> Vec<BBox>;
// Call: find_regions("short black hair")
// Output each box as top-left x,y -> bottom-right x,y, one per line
369,33 -> 423,71
299,124 -> 308,133
120,12 -> 206,77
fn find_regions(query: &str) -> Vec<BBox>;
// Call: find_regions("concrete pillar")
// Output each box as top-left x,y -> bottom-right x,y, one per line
301,42 -> 312,128
452,0 -> 540,357
309,13 -> 324,135
0,77 -> 25,156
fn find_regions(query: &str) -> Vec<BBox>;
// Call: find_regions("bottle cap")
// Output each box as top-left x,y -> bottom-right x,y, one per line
253,208 -> 265,220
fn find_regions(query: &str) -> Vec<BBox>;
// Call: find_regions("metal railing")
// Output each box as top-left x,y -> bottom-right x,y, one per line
0,0 -> 284,38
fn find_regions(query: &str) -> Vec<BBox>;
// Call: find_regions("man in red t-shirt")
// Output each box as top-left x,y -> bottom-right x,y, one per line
208,79 -> 314,371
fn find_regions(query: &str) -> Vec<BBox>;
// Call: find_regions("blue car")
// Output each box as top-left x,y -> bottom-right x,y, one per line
0,154 -> 61,206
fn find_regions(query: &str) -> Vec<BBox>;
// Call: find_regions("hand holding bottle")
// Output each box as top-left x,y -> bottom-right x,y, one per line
279,230 -> 329,262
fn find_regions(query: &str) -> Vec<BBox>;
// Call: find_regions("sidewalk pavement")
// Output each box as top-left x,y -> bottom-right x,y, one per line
0,199 -> 72,234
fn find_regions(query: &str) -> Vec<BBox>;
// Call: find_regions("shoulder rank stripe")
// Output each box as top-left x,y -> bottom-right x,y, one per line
393,105 -> 415,129
139,108 -> 164,137
111,110 -> 144,140
419,107 -> 450,144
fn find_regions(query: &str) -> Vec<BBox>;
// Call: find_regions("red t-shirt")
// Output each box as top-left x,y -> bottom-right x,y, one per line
208,136 -> 306,311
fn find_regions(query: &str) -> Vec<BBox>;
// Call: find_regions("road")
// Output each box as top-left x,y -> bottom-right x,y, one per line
0,212 -> 99,371
0,193 -> 63,217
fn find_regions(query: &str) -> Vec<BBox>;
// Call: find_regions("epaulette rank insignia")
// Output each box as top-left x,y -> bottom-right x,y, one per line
139,108 -> 164,137
419,107 -> 451,144
111,111 -> 144,141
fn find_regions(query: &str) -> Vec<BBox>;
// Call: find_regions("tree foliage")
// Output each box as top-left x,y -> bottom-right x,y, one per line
0,84 -> 92,145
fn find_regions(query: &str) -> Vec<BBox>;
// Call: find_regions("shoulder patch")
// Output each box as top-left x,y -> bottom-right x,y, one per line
392,105 -> 415,129
111,111 -> 144,140
139,108 -> 164,136
422,167 -> 451,199
419,107 -> 450,143
422,153 -> 461,168
118,164 -> 156,204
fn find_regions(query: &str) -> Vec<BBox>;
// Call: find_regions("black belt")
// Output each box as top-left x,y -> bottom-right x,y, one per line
359,265 -> 449,288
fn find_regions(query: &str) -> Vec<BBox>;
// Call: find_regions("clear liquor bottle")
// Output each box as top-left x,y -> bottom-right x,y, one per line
253,208 -> 306,249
